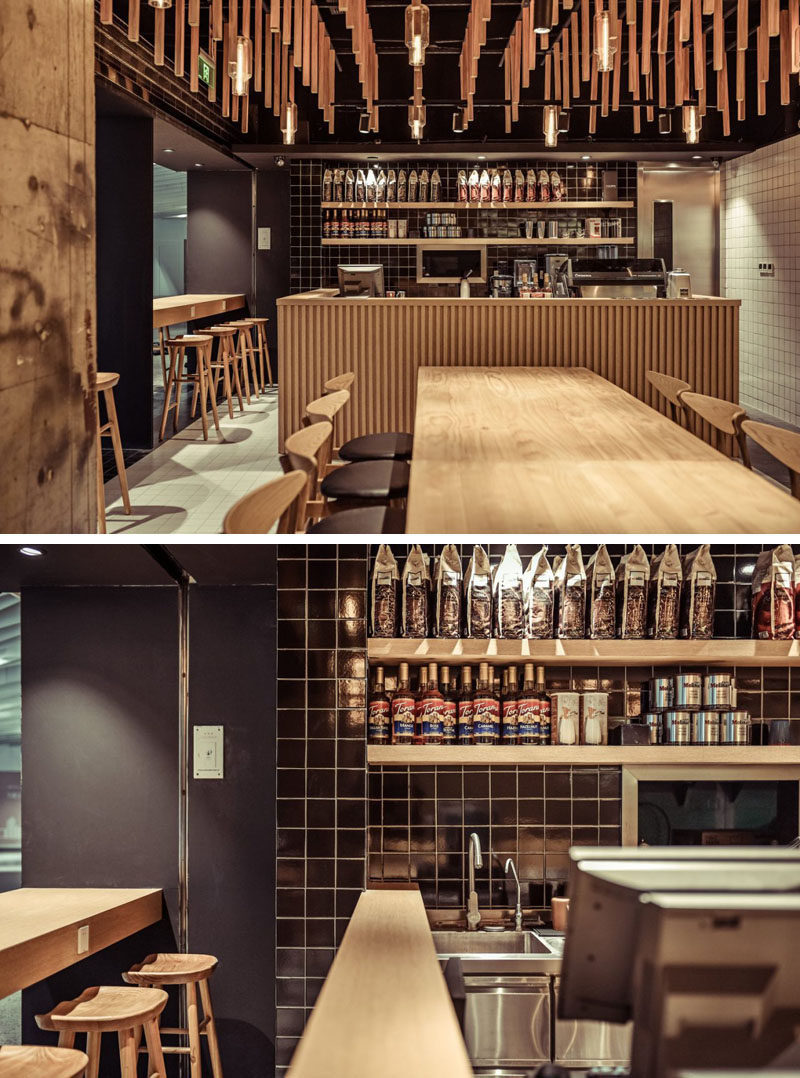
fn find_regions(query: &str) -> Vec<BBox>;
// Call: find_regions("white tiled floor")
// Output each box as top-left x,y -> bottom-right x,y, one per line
105,389 -> 282,534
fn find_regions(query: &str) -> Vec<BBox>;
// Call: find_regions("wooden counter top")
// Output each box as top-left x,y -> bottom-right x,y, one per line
287,889 -> 472,1078
406,366 -> 800,532
280,289 -> 740,305
0,888 -> 163,998
153,294 -> 246,328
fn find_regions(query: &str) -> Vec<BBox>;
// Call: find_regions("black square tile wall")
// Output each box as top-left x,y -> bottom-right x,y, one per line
290,159 -> 638,295
276,546 -> 370,1074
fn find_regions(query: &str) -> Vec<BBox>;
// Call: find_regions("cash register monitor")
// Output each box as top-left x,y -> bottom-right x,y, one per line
337,264 -> 385,297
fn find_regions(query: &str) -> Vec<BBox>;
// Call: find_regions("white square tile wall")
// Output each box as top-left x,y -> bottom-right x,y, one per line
722,138 -> 800,425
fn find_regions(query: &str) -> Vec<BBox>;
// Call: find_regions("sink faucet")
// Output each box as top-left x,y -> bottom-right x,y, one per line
505,858 -> 523,931
467,833 -> 483,931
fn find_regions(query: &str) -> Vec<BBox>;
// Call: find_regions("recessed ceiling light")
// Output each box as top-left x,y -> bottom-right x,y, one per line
163,148 -> 175,153
194,162 -> 203,167
0,657 -> 8,667
19,546 -> 44,557
667,162 -> 679,168
478,154 -> 486,160
691,154 -> 702,159
581,154 -> 591,160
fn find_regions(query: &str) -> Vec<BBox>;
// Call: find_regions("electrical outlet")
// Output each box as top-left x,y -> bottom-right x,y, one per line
194,725 -> 224,779
77,925 -> 90,954
759,262 -> 775,277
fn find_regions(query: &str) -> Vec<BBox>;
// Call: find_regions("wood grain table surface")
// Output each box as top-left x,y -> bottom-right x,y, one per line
406,366 -> 800,533
152,294 -> 246,329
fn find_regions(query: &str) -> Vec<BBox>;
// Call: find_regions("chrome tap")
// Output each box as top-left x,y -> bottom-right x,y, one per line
467,832 -> 483,931
505,857 -> 523,931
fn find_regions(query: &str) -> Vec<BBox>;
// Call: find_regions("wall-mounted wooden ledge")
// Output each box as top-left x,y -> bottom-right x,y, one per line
368,746 -> 800,766
0,888 -> 163,999
287,889 -> 472,1078
367,638 -> 800,667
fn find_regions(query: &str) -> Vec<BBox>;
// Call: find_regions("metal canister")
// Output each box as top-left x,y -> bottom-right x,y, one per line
643,713 -> 662,744
720,710 -> 751,745
663,710 -> 691,744
674,674 -> 702,709
703,673 -> 732,709
649,677 -> 674,711
692,711 -> 721,744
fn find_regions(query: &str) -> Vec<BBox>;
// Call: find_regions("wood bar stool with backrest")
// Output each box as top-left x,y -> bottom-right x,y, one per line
223,470 -> 307,533
0,1046 -> 89,1078
249,317 -> 274,390
323,371 -> 413,462
680,391 -> 751,467
646,370 -> 692,424
205,326 -> 245,418
224,321 -> 260,402
123,953 -> 223,1078
160,335 -> 221,442
95,372 -> 131,535
741,420 -> 800,498
36,986 -> 168,1078
284,421 -> 335,530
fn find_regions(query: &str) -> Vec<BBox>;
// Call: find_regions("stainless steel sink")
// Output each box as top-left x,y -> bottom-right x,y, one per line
432,930 -> 552,955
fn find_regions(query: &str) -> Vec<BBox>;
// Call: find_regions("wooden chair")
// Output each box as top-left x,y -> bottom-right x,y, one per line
160,335 -> 221,442
205,327 -> 245,418
95,372 -> 131,535
123,953 -> 223,1078
646,370 -> 692,423
680,391 -> 751,466
321,372 -> 414,462
284,421 -> 335,529
305,389 -> 350,429
249,317 -> 274,390
36,986 -> 168,1078
324,372 -> 355,395
0,1046 -> 89,1077
222,470 -> 307,533
224,321 -> 260,401
741,419 -> 800,498
156,328 -> 171,388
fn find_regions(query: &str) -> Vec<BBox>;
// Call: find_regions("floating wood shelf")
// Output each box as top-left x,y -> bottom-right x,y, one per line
320,201 -> 635,211
322,236 -> 634,247
367,745 -> 800,766
367,638 -> 800,667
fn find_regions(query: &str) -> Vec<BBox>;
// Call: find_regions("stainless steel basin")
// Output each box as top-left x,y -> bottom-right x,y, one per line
432,930 -> 552,955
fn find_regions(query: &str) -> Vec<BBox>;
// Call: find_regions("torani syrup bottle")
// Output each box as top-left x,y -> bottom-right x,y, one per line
367,666 -> 390,744
473,662 -> 500,745
535,665 -> 551,744
518,663 -> 540,745
419,662 -> 445,745
502,665 -> 520,744
458,665 -> 475,745
413,664 -> 428,744
441,665 -> 458,745
391,662 -> 415,745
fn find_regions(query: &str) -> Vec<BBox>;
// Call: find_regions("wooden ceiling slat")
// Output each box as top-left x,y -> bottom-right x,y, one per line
780,7 -> 791,101
100,0 -> 113,24
264,14 -> 274,104
601,69 -> 610,115
310,7 -> 319,93
737,0 -> 748,49
154,7 -> 165,65
611,18 -> 622,109
293,0 -> 303,67
581,0 -> 591,80
699,31 -> 707,112
562,28 -> 571,108
283,0 -> 292,46
571,11 -> 580,93
128,0 -> 140,43
757,14 -> 769,82
522,2 -> 532,87
712,0 -> 723,71
553,40 -> 562,99
255,0 -> 264,90
175,0 -> 186,76
657,0 -> 669,54
273,31 -> 281,115
213,0 -> 224,39
658,48 -> 667,106
768,0 -> 780,36
190,24 -> 200,93
720,48 -> 731,133
590,52 -> 598,128
693,0 -> 705,92
792,0 -> 800,71
674,12 -> 685,101
633,104 -> 641,130
303,0 -> 312,82
679,0 -> 691,42
641,0 -> 653,74
545,50 -> 553,99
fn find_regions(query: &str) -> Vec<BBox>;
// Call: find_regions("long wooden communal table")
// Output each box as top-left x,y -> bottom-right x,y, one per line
0,888 -> 162,999
405,366 -> 800,532
152,294 -> 246,329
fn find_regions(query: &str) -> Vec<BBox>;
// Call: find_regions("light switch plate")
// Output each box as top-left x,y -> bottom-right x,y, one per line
77,925 -> 90,954
258,227 -> 272,250
193,725 -> 224,779
759,262 -> 775,277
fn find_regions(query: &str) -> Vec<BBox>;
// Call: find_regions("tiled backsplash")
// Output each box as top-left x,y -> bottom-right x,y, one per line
290,159 -> 638,295
722,137 -> 800,425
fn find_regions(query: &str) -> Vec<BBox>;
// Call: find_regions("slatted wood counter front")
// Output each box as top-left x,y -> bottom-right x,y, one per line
277,291 -> 740,450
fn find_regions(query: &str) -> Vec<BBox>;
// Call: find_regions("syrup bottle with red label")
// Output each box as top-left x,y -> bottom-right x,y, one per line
391,662 -> 415,745
367,666 -> 391,744
419,662 -> 445,744
473,662 -> 500,745
440,664 -> 458,745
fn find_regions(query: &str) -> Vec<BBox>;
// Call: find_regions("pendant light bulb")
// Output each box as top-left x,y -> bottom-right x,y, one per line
593,10 -> 617,72
405,2 -> 431,67
148,0 -> 173,7
532,0 -> 551,33
229,36 -> 253,97
281,101 -> 298,145
408,103 -> 426,140
683,102 -> 701,144
543,105 -> 559,147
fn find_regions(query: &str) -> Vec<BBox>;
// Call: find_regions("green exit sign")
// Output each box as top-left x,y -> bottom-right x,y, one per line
198,51 -> 216,92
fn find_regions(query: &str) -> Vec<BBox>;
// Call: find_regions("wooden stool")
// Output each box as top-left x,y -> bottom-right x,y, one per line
156,327 -> 172,388
249,317 -> 274,390
0,1045 -> 89,1077
225,321 -> 260,402
123,953 -> 223,1078
205,327 -> 245,418
160,335 -> 221,442
741,419 -> 800,497
36,985 -> 168,1078
95,372 -> 131,536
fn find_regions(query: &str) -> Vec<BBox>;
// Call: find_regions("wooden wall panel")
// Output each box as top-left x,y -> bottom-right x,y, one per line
0,0 -> 97,531
277,297 -> 740,452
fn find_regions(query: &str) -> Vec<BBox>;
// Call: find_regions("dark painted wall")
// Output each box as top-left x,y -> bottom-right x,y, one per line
186,171 -> 254,305
255,169 -> 291,379
188,584 -> 277,1074
96,115 -> 154,450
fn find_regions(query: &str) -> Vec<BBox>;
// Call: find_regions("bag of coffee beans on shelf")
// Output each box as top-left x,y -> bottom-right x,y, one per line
435,544 -> 463,638
355,169 -> 366,202
493,544 -> 525,638
333,168 -> 344,202
526,168 -> 537,201
370,544 -> 399,637
586,544 -> 615,639
322,168 -> 333,201
555,544 -> 586,639
431,168 -> 442,202
523,547 -> 554,638
752,544 -> 795,640
648,544 -> 682,639
402,545 -> 430,638
680,544 -> 717,639
514,169 -> 526,202
464,545 -> 493,638
458,170 -> 469,202
398,169 -> 408,202
419,168 -> 430,202
616,545 -> 650,639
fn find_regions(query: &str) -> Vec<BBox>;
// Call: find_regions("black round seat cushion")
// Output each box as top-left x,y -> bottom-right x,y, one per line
307,506 -> 407,533
321,460 -> 410,501
338,432 -> 414,462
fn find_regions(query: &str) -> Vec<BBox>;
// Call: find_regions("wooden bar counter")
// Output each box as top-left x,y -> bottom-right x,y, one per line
277,291 -> 740,450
